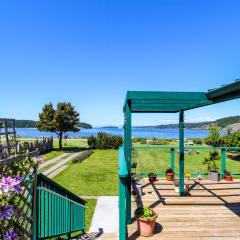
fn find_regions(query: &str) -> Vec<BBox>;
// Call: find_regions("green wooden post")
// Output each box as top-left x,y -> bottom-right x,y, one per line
179,110 -> 185,196
124,101 -> 132,224
221,148 -> 226,178
119,177 -> 127,240
170,147 -> 175,170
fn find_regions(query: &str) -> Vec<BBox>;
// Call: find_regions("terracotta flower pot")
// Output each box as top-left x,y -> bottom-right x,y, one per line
136,212 -> 158,237
166,172 -> 174,181
224,175 -> 233,181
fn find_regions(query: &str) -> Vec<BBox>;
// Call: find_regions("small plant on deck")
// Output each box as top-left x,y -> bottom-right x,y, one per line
203,150 -> 220,181
148,173 -> 157,183
165,167 -> 174,181
135,207 -> 158,237
224,170 -> 233,181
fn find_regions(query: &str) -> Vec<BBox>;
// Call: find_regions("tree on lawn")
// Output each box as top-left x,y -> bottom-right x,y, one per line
36,102 -> 80,150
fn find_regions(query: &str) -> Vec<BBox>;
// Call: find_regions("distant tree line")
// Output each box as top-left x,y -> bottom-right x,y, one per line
88,132 -> 123,149
15,120 -> 36,128
14,120 -> 92,129
137,116 -> 240,129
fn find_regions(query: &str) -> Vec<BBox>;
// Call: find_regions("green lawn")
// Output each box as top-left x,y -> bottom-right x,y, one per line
42,139 -> 88,161
85,199 -> 97,231
53,149 -> 118,196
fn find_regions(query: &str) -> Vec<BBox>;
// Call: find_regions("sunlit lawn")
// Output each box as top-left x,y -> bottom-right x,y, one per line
53,149 -> 118,196
42,139 -> 88,161
85,199 -> 97,231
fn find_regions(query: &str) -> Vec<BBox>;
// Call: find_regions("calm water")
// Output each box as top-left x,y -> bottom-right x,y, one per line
15,128 -> 226,139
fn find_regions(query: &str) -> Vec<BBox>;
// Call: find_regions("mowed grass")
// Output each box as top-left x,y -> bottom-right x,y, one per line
53,149 -> 118,196
42,139 -> 88,161
85,199 -> 97,231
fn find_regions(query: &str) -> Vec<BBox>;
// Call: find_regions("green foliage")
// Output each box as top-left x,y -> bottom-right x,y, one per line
36,102 -> 79,150
165,167 -> 174,174
193,138 -> 203,145
224,131 -> 240,147
149,138 -> 169,145
202,150 -> 220,172
15,120 -> 36,128
215,116 -> 240,128
139,138 -> 147,144
87,132 -> 123,149
206,125 -> 221,147
135,207 -> 155,219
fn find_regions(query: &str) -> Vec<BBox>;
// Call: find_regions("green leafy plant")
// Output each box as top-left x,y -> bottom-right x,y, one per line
165,167 -> 174,174
202,150 -> 220,172
224,170 -> 231,176
205,125 -> 221,147
135,207 -> 155,219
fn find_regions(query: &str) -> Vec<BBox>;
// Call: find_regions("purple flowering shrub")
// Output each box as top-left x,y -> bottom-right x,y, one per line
0,156 -> 37,240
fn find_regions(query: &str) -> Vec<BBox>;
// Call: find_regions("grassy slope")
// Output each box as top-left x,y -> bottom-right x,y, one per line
42,139 -> 88,161
53,149 -> 118,196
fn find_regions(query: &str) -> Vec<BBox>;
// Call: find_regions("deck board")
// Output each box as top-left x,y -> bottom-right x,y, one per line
128,179 -> 240,240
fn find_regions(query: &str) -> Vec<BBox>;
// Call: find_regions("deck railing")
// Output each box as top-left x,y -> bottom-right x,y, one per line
119,145 -> 240,240
35,174 -> 86,240
132,145 -> 240,177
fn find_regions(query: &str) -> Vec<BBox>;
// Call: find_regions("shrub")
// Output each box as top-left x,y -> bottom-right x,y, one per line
193,138 -> 203,145
206,125 -> 220,147
72,150 -> 93,163
87,132 -> 123,149
202,150 -> 220,172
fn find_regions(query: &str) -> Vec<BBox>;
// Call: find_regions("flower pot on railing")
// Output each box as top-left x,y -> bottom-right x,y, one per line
224,170 -> 233,181
165,168 -> 174,181
135,207 -> 158,237
148,173 -> 157,183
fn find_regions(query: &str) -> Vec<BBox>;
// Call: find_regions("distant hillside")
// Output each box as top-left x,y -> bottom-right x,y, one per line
138,116 -> 240,130
15,120 -> 92,129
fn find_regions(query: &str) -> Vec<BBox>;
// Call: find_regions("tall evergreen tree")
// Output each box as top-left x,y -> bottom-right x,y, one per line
36,102 -> 79,150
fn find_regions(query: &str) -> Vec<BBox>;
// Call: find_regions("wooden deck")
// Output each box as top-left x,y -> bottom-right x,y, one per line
128,179 -> 240,240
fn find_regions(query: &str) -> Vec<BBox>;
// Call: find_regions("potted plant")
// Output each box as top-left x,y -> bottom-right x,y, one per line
203,150 -> 220,181
184,171 -> 191,181
148,172 -> 157,183
135,207 -> 158,237
165,168 -> 174,181
224,170 -> 233,181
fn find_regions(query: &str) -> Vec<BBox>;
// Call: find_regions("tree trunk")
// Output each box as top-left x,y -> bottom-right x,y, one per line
59,132 -> 63,150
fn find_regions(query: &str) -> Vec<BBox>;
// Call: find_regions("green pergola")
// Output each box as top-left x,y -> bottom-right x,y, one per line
119,80 -> 240,240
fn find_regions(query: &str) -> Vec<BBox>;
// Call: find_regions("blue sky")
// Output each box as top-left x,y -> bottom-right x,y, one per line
0,0 -> 240,126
